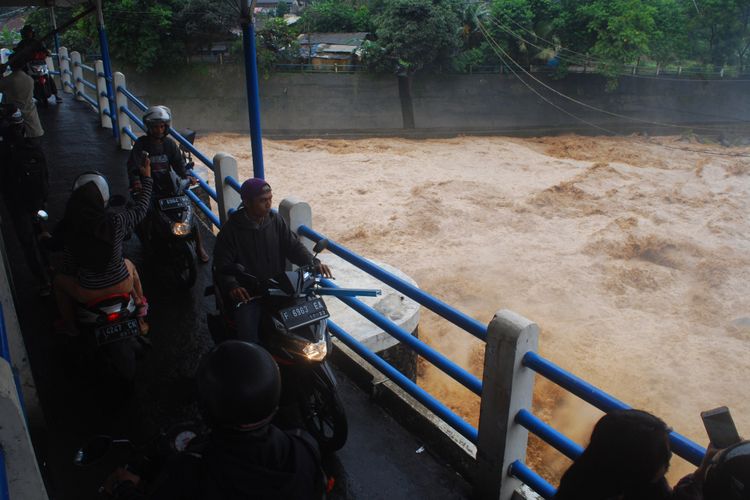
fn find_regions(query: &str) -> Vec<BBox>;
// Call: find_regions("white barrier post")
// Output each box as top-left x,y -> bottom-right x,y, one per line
474,310 -> 539,500
279,197 -> 313,255
0,359 -> 49,499
95,60 -> 112,129
70,51 -> 84,101
213,153 -> 242,225
44,55 -> 57,92
114,72 -> 132,150
59,47 -> 72,94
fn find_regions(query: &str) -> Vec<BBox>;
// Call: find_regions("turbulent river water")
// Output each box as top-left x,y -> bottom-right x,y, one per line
195,132 -> 750,483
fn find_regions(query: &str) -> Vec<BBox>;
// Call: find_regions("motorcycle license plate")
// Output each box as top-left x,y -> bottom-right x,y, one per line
279,299 -> 329,330
94,319 -> 139,346
158,196 -> 189,211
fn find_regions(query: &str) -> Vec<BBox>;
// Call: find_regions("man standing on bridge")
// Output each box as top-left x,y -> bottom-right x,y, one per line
0,58 -> 44,145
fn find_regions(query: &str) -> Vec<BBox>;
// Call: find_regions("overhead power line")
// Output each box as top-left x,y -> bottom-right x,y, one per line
477,20 -> 750,158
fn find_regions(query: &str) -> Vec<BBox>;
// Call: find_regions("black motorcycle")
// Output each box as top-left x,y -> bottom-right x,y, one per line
73,289 -> 146,394
210,240 -> 380,453
74,422 -> 202,495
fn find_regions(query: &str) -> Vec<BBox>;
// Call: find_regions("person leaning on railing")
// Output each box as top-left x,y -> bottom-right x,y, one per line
554,409 -> 674,500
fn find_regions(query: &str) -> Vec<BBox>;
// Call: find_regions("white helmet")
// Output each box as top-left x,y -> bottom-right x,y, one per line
143,105 -> 171,138
72,172 -> 110,206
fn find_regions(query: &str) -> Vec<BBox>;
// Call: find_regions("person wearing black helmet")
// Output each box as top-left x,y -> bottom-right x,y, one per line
103,341 -> 327,499
127,105 -> 209,263
672,440 -> 750,500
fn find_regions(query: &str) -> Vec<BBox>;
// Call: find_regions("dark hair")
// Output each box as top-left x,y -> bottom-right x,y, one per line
704,440 -> 750,500
554,409 -> 672,500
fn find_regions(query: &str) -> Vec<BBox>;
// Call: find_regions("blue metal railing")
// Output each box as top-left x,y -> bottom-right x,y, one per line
214,181 -> 708,498
523,352 -> 705,465
329,321 -> 479,443
0,446 -> 8,500
298,226 -> 488,341
320,278 -> 483,396
115,85 -> 221,227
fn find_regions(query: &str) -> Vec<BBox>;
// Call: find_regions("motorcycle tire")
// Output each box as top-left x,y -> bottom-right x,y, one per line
302,368 -> 348,453
99,337 -> 139,397
168,240 -> 197,289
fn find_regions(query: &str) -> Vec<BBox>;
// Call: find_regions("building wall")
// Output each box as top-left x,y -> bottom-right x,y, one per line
123,63 -> 750,136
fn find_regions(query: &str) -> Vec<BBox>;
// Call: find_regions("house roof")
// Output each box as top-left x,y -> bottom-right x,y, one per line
317,43 -> 357,55
298,32 -> 369,46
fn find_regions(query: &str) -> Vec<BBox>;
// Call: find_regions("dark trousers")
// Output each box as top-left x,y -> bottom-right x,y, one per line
232,300 -> 262,344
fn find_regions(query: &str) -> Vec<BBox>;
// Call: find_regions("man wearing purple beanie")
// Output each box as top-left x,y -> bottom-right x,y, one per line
213,178 -> 331,343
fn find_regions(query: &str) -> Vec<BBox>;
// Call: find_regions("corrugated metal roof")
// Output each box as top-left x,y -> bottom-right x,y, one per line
298,32 -> 369,46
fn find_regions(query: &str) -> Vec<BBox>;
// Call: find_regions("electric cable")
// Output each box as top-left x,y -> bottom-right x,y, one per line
478,20 -> 750,158
479,19 -> 748,133
490,10 -> 750,83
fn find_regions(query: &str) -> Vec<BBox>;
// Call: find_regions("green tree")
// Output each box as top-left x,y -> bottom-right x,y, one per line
255,16 -> 300,77
173,0 -> 236,55
300,0 -> 365,32
373,0 -> 462,74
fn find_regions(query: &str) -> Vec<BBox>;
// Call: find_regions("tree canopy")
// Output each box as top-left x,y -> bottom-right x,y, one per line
13,0 -> 750,77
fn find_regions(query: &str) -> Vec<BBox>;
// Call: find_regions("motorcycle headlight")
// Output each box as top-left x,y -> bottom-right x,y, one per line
302,339 -> 327,361
171,221 -> 190,236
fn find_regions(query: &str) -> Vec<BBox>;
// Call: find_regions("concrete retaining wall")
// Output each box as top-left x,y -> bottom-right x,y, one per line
120,63 -> 750,136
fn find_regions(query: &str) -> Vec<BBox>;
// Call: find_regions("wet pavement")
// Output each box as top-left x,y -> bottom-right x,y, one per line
0,97 -> 471,499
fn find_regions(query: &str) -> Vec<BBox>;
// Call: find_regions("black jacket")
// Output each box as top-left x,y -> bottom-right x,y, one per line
213,209 -> 315,297
114,426 -> 325,500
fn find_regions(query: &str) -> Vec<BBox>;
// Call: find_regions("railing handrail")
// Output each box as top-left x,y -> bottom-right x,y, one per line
523,351 -> 705,465
329,321 -> 479,443
298,225 -> 489,341
320,278 -> 483,396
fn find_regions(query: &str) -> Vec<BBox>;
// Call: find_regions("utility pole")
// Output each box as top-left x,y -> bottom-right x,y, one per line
241,0 -> 265,179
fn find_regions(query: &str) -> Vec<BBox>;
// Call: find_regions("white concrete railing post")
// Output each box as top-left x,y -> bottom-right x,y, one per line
59,47 -> 72,94
44,55 -> 56,91
279,197 -> 314,257
0,359 -> 48,499
114,72 -> 132,150
95,60 -> 112,129
474,310 -> 539,500
70,51 -> 84,102
213,153 -> 242,225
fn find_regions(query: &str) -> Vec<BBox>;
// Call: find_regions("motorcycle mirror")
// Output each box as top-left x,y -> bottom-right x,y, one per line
73,435 -> 113,466
109,194 -> 127,208
34,209 -> 48,222
312,239 -> 329,255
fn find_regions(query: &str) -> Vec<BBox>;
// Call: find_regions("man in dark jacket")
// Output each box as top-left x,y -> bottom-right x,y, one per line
212,178 -> 331,343
103,341 -> 327,499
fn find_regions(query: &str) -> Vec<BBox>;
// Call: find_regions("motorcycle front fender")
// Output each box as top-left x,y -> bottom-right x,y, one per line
312,360 -> 338,391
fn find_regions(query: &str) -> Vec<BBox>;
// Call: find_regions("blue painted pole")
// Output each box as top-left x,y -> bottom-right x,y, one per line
241,8 -> 265,179
96,0 -> 118,141
0,446 -> 9,500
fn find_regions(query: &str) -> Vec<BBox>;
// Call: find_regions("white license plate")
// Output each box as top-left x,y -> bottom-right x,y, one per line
94,319 -> 139,346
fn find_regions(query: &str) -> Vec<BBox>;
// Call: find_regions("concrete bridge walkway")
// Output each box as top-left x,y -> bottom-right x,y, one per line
0,98 -> 470,499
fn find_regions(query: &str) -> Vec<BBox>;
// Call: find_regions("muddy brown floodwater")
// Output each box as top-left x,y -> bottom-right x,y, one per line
195,132 -> 750,485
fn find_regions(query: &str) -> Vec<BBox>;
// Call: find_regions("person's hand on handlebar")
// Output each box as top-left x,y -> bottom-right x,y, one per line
316,262 -> 333,278
230,286 -> 254,304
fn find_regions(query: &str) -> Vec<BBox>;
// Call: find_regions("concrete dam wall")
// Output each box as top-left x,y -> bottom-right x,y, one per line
123,63 -> 750,137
